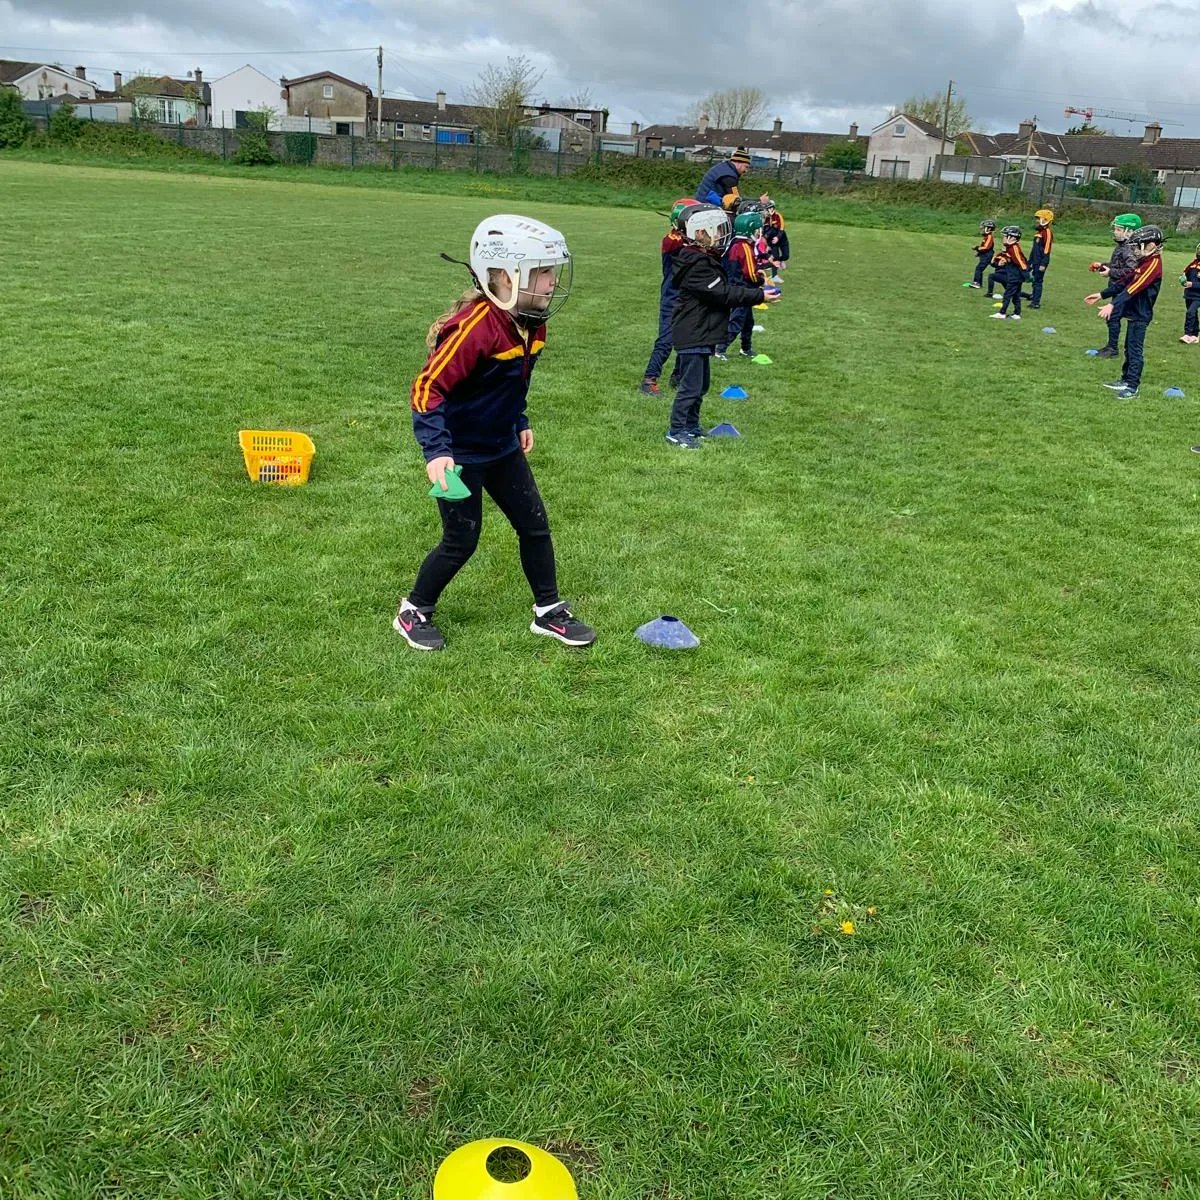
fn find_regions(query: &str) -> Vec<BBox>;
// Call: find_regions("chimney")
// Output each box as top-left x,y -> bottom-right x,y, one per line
772,116 -> 782,135
113,70 -> 122,90
849,122 -> 858,139
75,65 -> 86,80
1142,121 -> 1162,145
436,89 -> 446,112
630,120 -> 639,137
1018,119 -> 1035,140
194,68 -> 202,86
698,111 -> 709,134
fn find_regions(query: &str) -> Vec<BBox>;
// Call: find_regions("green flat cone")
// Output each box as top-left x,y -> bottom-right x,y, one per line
428,465 -> 471,501
752,353 -> 773,365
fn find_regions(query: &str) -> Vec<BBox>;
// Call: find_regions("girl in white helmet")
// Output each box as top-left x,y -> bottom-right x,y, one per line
394,214 -> 595,651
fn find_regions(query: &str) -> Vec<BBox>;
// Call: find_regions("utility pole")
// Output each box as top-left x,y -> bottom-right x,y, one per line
376,45 -> 383,139
940,79 -> 954,167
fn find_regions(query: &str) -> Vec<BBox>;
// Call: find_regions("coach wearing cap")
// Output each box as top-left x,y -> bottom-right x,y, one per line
694,148 -> 769,211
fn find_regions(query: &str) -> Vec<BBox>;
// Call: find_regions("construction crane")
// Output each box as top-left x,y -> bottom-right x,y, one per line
1064,105 -> 1182,127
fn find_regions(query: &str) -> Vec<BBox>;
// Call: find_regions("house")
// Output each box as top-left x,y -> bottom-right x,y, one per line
0,61 -> 98,101
950,121 -> 1200,198
521,104 -> 608,153
637,117 -> 865,165
280,71 -> 370,137
867,112 -> 954,178
379,92 -> 479,143
210,65 -> 283,130
123,71 -> 211,126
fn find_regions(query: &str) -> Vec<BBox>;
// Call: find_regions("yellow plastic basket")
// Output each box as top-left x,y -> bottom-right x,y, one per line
238,429 -> 315,486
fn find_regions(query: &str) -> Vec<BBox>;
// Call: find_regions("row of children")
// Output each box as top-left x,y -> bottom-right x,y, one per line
971,208 -> 1200,399
639,198 -> 783,448
968,209 -> 1055,317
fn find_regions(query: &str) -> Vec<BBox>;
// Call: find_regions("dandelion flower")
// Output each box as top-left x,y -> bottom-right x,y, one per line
840,920 -> 856,935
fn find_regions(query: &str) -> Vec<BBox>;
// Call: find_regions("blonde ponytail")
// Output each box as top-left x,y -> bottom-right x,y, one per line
426,285 -> 486,350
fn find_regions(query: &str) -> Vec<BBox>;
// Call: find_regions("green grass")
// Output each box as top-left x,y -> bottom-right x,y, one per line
3,159 -> 1200,1199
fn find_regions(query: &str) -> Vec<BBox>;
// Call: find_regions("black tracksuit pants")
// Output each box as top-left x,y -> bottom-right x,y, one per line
973,252 -> 991,286
409,449 -> 558,610
669,351 -> 711,435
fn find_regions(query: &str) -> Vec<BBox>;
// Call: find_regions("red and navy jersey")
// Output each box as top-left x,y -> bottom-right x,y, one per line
1108,254 -> 1162,322
1183,257 -> 1200,297
724,235 -> 762,285
1030,225 -> 1053,265
410,300 -> 544,463
994,242 -> 1028,273
975,231 -> 994,256
660,230 -> 684,284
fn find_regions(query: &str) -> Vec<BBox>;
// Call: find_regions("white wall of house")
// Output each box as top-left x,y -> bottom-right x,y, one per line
10,65 -> 98,101
210,65 -> 283,129
867,114 -> 951,179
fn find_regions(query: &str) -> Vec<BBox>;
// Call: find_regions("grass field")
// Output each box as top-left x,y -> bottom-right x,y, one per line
3,159 -> 1200,1199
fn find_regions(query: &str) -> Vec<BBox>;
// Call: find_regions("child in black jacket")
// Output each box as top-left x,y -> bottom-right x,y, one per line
666,205 -> 774,448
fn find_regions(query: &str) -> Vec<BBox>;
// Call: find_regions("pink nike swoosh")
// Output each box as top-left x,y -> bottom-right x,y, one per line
549,623 -> 567,635
401,618 -> 413,632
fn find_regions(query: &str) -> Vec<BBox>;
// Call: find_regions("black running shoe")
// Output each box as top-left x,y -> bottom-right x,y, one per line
1102,379 -> 1129,391
1114,386 -> 1139,400
530,603 -> 596,647
1094,347 -> 1119,358
393,602 -> 446,651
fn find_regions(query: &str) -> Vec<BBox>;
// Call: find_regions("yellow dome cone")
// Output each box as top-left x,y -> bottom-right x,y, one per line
433,1139 -> 578,1200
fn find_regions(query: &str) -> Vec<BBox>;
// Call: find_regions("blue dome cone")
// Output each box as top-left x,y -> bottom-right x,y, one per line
1085,348 -> 1100,356
635,615 -> 700,649
721,385 -> 749,400
709,423 -> 740,437
1164,387 -> 1186,398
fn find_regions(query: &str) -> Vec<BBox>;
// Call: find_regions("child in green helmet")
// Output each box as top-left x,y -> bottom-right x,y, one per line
1086,213 -> 1141,357
716,207 -> 769,360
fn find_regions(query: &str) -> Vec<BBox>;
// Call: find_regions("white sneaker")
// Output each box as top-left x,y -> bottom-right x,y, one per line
991,312 -> 1008,319
1010,314 -> 1021,321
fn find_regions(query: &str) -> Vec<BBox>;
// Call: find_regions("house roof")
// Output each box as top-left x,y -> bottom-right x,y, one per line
639,123 -> 865,156
963,127 -> 1200,170
870,112 -> 948,139
379,96 -> 483,127
0,60 -> 42,84
124,75 -> 211,104
283,71 -> 370,95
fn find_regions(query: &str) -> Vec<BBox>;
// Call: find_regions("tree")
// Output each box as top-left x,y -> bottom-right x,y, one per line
1113,160 -> 1163,203
558,89 -> 593,111
234,108 -> 276,165
693,87 -> 768,130
48,98 -> 82,144
898,92 -> 972,136
0,87 -> 33,147
818,139 -> 866,171
1065,122 -> 1108,136
466,54 -> 544,147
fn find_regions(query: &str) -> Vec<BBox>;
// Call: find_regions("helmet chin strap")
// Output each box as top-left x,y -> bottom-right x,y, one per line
440,252 -> 482,290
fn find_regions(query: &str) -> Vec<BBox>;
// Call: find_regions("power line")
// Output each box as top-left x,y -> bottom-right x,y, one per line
0,43 -> 377,57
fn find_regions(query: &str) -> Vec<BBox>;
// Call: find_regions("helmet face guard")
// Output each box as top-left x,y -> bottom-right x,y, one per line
515,256 -> 573,323
980,220 -> 996,233
683,204 -> 732,254
1001,225 -> 1022,240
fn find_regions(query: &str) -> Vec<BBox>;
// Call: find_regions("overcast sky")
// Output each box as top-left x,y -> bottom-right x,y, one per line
4,0 -> 1200,138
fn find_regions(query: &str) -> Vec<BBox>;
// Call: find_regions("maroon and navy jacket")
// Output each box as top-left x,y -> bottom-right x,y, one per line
411,300 -> 544,464
974,231 -> 995,260
724,235 -> 763,287
1183,256 -> 1200,299
992,240 -> 1029,281
1029,225 -> 1053,268
1103,254 -> 1163,323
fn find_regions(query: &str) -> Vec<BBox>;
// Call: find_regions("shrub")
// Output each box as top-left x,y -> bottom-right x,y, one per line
47,100 -> 83,144
0,87 -> 33,148
233,110 -> 276,166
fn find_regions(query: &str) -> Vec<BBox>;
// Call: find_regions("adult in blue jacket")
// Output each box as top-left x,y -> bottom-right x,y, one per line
694,149 -> 757,210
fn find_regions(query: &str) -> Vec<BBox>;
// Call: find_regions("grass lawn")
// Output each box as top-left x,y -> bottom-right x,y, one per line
3,159 -> 1200,1199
